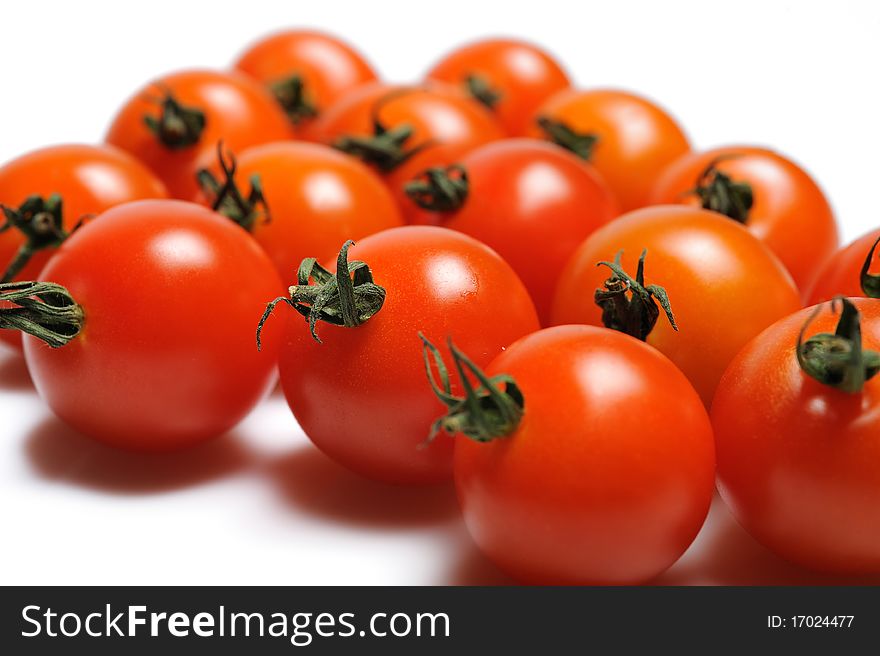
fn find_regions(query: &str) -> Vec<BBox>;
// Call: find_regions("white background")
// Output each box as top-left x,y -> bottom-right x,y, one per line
1,0 -> 879,585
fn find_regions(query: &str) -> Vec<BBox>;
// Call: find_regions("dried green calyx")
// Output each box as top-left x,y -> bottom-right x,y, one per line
465,74 -> 502,110
0,194 -> 80,283
688,156 -> 754,223
860,234 -> 880,298
196,142 -> 269,231
144,89 -> 206,149
536,116 -> 598,160
404,165 -> 469,212
270,74 -> 319,125
0,280 -> 83,348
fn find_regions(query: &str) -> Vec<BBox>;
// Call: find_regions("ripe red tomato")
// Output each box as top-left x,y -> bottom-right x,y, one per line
265,226 -> 539,485
712,298 -> 880,574
526,89 -> 690,211
405,139 -> 618,323
437,325 -> 715,584
16,200 -> 283,450
425,38 -> 570,136
309,82 -> 504,213
0,144 -> 168,350
192,141 -> 403,279
105,69 -> 293,199
647,146 -> 838,295
807,228 -> 880,304
234,29 -> 378,137
551,206 -> 801,405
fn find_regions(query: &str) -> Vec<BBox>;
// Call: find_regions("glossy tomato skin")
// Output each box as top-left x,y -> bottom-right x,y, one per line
551,206 -> 801,406
193,141 -> 403,279
806,228 -> 880,304
712,299 -> 880,574
455,325 -> 715,585
425,38 -> 570,136
234,29 -> 378,138
0,144 -> 168,350
310,81 -> 504,213
408,139 -> 618,323
277,226 -> 539,485
648,146 -> 838,296
527,89 -> 690,212
105,69 -> 293,199
23,200 -> 284,451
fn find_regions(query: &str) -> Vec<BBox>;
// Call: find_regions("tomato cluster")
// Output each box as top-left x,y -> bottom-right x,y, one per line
1,29 -> 876,585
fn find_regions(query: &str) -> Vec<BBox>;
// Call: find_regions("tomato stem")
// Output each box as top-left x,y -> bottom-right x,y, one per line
256,240 -> 386,346
143,88 -> 206,150
333,88 -> 436,173
0,281 -> 83,348
0,195 -> 82,283
594,250 -> 677,341
196,142 -> 270,232
797,296 -> 880,393
465,74 -> 502,110
686,156 -> 753,223
420,333 -> 523,444
404,165 -> 469,212
270,74 -> 318,125
536,116 -> 598,160
860,234 -> 880,298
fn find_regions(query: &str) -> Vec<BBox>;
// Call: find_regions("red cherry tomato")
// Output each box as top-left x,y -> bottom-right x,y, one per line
712,298 -> 880,574
234,29 -> 378,137
405,139 -> 618,323
425,38 -> 570,135
309,82 -> 504,213
807,228 -> 880,304
526,89 -> 690,211
18,200 -> 283,450
192,141 -> 403,280
268,226 -> 539,485
0,144 -> 168,350
551,206 -> 801,405
105,69 -> 293,199
442,325 -> 715,584
647,146 -> 838,296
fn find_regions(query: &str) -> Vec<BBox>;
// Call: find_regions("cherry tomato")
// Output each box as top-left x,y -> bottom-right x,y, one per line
405,139 -> 618,323
234,29 -> 378,137
266,226 -> 539,485
0,144 -> 168,350
193,141 -> 403,280
647,146 -> 838,296
309,82 -> 504,213
105,69 -> 293,199
18,200 -> 283,450
437,325 -> 715,584
526,89 -> 690,211
807,228 -> 880,304
712,298 -> 880,574
425,38 -> 570,136
551,206 -> 801,405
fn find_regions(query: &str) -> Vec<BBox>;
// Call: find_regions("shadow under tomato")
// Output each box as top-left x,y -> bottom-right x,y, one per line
655,498 -> 880,586
264,445 -> 461,530
0,349 -> 33,391
24,416 -> 256,495
446,536 -> 516,586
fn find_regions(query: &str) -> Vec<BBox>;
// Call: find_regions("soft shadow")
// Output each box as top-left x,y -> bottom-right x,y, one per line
25,416 -> 256,495
656,501 -> 880,586
265,445 -> 461,530
448,539 -> 516,586
0,350 -> 32,391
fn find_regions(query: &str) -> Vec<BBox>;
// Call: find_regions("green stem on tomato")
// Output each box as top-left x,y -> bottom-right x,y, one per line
0,280 -> 83,348
404,165 -> 469,212
536,116 -> 598,161
860,234 -> 880,298
465,74 -> 502,110
685,155 -> 753,224
143,88 -> 206,150
270,74 -> 319,125
196,142 -> 269,231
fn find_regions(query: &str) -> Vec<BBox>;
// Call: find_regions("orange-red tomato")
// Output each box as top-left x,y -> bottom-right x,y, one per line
234,29 -> 378,138
105,69 -> 293,199
0,144 -> 168,350
526,89 -> 690,211
22,200 -> 283,450
712,299 -> 880,574
453,325 -> 715,584
807,228 -> 880,304
425,38 -> 570,136
405,139 -> 618,323
551,206 -> 801,406
309,82 -> 504,213
192,141 -> 403,279
647,146 -> 838,296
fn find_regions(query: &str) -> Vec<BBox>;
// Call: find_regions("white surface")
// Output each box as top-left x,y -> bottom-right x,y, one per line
2,0 -> 880,585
